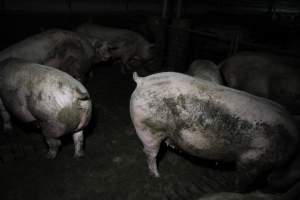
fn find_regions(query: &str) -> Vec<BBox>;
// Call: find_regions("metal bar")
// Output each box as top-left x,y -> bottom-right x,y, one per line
1,0 -> 5,10
162,0 -> 168,19
168,25 -> 300,58
67,0 -> 72,14
176,0 -> 182,19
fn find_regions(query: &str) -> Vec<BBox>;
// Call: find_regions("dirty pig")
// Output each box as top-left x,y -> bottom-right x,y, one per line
0,58 -> 92,158
130,72 -> 298,190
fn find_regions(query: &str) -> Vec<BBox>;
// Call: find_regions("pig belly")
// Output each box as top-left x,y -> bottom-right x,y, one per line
172,129 -> 236,161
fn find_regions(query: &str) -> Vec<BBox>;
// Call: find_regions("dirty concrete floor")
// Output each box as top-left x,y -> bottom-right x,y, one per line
0,65 -> 243,200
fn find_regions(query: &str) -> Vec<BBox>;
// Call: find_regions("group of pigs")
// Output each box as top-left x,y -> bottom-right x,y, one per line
0,23 -> 300,199
0,23 -> 153,159
182,53 -> 299,199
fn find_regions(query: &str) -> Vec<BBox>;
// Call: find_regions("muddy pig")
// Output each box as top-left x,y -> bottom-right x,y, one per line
187,59 -> 223,84
75,23 -> 154,72
220,51 -> 300,115
0,58 -> 92,158
0,29 -> 104,82
130,72 -> 298,190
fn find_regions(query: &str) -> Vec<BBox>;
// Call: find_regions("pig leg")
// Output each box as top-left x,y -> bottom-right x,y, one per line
143,137 -> 162,177
131,106 -> 165,177
45,138 -> 62,159
73,130 -> 84,158
0,98 -> 13,133
133,123 -> 163,177
40,121 -> 65,159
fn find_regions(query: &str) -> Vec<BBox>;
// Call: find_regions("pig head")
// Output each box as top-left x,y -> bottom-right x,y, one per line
75,23 -> 154,72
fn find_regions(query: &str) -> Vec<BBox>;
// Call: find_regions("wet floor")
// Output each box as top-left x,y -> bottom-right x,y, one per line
0,65 -> 254,200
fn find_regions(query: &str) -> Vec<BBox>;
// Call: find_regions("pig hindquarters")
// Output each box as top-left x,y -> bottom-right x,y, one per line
130,72 -> 298,190
0,59 -> 92,158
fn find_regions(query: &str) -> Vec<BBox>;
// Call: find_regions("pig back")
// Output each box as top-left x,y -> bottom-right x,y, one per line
220,52 -> 300,114
0,29 -> 95,81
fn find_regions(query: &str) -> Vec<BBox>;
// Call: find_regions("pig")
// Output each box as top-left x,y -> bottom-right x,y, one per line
187,59 -> 223,84
0,58 -> 92,158
0,29 -> 105,82
220,51 -> 300,115
75,23 -> 154,72
130,72 -> 298,191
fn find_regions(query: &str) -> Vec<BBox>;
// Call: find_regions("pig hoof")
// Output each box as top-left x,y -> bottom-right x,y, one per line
150,171 -> 160,178
46,151 -> 57,159
74,152 -> 85,159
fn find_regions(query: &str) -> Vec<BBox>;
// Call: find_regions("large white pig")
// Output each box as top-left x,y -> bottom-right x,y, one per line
0,29 -> 105,81
130,72 -> 298,191
0,58 -> 92,158
220,51 -> 300,114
